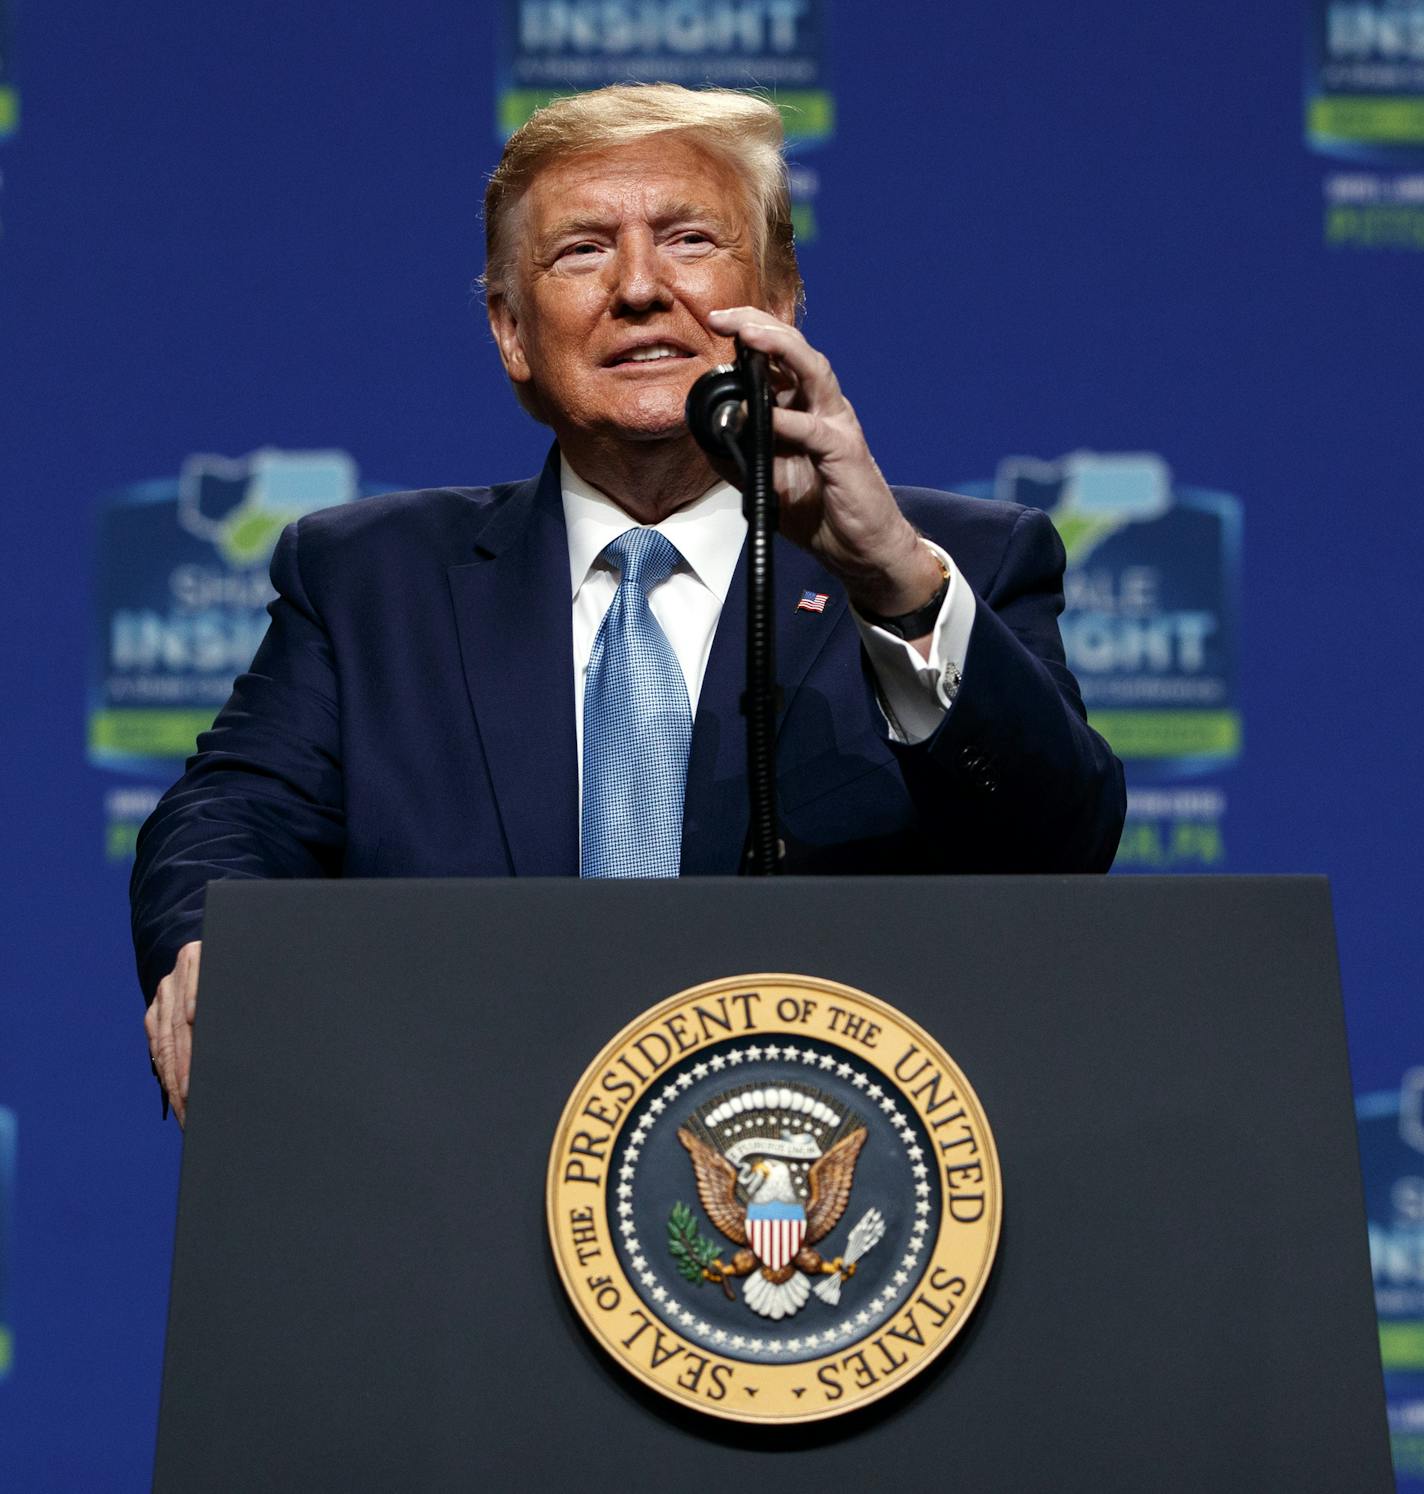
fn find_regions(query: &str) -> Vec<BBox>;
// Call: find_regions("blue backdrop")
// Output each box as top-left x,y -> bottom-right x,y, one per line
2,1 -> 1422,1485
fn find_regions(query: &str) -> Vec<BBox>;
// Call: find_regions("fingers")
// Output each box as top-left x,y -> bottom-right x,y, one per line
706,308 -> 842,410
176,942 -> 200,1101
144,984 -> 176,1123
769,404 -> 875,475
705,304 -> 789,338
769,405 -> 829,454
145,940 -> 201,1127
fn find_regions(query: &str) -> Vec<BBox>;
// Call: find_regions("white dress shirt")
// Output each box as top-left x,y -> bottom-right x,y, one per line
562,456 -> 977,806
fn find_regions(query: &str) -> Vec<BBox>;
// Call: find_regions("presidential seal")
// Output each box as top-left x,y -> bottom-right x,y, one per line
546,974 -> 1001,1423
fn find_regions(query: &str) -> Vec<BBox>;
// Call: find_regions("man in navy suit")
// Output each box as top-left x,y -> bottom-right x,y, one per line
136,84 -> 1124,1123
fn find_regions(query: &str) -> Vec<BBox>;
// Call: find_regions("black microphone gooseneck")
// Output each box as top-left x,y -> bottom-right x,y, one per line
685,342 -> 781,876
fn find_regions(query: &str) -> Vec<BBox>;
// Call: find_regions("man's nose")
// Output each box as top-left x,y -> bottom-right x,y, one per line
609,232 -> 671,314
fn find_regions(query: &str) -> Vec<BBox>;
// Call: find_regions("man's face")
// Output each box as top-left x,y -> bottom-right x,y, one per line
490,135 -> 791,445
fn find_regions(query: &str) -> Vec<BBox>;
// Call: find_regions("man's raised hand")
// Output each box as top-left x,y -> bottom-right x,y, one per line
704,307 -> 944,626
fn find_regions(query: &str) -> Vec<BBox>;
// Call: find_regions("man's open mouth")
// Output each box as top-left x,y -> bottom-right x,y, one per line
605,343 -> 694,367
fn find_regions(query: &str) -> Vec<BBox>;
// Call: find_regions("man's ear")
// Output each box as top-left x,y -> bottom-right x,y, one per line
488,294 -> 532,385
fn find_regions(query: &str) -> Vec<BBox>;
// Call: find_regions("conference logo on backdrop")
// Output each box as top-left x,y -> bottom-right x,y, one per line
89,449 -> 396,860
959,453 -> 1242,870
495,0 -> 832,240
1357,1072 -> 1424,1482
1307,0 -> 1424,249
0,1107 -> 14,1382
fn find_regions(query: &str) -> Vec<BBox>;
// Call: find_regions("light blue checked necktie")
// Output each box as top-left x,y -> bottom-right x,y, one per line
581,527 -> 693,879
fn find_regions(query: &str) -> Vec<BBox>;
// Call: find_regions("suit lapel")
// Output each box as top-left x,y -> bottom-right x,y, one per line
447,451 -> 578,875
679,533 -> 848,874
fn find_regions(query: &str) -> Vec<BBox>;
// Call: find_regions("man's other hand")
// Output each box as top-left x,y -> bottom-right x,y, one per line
145,940 -> 201,1127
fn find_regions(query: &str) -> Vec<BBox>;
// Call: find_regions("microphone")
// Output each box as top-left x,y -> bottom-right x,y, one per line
683,339 -> 783,876
684,345 -> 768,469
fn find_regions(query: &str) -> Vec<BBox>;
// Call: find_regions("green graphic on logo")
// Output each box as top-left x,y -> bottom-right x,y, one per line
1382,1320 -> 1424,1370
88,709 -> 222,761
1112,815 -> 1225,869
1041,451 -> 1170,568
179,448 -> 356,570
0,0 -> 16,140
1325,200 -> 1424,250
1052,509 -> 1129,568
1311,94 -> 1424,146
499,88 -> 833,142
1086,710 -> 1241,761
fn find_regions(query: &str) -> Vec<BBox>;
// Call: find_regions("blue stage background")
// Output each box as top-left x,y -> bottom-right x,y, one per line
2,1 -> 1422,1485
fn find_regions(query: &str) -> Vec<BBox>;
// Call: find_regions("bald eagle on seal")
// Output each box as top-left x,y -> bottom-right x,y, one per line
676,1125 -> 867,1320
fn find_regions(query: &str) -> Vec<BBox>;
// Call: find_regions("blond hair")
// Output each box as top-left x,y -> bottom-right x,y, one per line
483,83 -> 803,316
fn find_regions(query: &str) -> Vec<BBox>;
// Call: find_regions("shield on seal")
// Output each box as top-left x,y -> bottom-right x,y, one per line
745,1201 -> 807,1272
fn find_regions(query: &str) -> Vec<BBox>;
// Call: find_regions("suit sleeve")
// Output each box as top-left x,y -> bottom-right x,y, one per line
129,520 -> 347,1001
892,505 -> 1126,872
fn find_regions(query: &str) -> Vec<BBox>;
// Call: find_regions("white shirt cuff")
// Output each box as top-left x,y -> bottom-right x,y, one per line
852,541 -> 975,745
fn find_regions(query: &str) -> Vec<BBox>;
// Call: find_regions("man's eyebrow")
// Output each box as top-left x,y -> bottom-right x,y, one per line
537,213 -> 615,246
652,200 -> 735,231
536,201 -> 736,247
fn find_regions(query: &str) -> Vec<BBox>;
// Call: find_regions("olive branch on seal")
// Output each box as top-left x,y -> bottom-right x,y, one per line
667,1202 -> 720,1286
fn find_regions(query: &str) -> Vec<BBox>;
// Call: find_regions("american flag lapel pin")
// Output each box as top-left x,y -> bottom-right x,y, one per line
795,590 -> 829,614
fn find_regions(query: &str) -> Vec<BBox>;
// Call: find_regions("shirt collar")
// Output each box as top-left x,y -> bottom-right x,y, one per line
561,454 -> 745,603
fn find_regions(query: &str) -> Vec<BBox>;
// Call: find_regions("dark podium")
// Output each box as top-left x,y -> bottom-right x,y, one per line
154,876 -> 1391,1491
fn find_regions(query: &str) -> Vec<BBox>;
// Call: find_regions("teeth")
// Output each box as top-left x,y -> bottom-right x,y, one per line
624,346 -> 681,362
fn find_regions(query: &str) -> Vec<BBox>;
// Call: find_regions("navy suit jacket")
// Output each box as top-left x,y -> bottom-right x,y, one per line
131,448 -> 1125,1000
